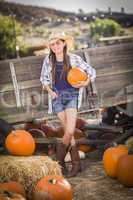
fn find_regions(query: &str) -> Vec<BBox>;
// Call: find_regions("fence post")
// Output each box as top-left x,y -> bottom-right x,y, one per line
9,62 -> 21,107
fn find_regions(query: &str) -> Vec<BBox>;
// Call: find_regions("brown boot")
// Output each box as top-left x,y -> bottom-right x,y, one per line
67,145 -> 81,177
56,142 -> 68,175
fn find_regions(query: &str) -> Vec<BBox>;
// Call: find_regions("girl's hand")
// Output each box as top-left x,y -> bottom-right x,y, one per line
49,90 -> 58,99
42,85 -> 58,99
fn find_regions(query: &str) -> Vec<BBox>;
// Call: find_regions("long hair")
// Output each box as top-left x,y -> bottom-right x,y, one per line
49,41 -> 70,85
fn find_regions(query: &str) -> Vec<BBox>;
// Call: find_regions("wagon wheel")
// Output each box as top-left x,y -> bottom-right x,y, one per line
28,128 -> 46,138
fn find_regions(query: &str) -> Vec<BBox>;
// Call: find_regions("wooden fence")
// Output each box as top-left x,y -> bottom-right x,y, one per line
0,43 -> 133,123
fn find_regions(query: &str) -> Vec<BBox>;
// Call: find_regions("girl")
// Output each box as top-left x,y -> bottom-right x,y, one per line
40,32 -> 96,177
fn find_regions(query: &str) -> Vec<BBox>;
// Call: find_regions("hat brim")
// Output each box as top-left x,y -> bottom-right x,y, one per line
49,35 -> 74,50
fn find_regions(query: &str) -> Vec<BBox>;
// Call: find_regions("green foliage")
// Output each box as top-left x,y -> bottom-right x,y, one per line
89,18 -> 125,40
0,14 -> 22,59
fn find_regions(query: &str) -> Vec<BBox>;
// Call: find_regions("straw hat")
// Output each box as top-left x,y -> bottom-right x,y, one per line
48,32 -> 74,50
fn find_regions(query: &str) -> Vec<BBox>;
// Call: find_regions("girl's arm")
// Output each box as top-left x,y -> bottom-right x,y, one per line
43,84 -> 58,99
40,55 -> 51,86
40,56 -> 58,99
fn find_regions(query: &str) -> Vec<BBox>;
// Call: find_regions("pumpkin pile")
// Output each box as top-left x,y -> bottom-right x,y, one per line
0,156 -> 61,199
103,144 -> 133,187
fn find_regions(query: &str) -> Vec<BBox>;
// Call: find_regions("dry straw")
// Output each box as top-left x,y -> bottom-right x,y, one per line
0,155 -> 62,199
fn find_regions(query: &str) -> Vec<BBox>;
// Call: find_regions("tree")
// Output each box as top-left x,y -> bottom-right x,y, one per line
78,8 -> 84,15
89,18 -> 125,40
0,14 -> 21,60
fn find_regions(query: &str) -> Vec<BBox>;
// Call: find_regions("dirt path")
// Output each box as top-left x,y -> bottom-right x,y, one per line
68,152 -> 133,200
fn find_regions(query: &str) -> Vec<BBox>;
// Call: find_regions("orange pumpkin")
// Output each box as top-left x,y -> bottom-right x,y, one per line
34,175 -> 72,200
103,145 -> 128,178
5,130 -> 35,156
0,190 -> 25,200
0,181 -> 25,197
117,154 -> 133,187
67,67 -> 88,86
78,144 -> 94,153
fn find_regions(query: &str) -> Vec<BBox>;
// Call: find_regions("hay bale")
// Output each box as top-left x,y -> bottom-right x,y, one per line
0,155 -> 61,199
125,136 -> 133,149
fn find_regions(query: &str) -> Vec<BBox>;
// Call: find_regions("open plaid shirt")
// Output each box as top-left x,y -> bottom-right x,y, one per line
40,53 -> 96,113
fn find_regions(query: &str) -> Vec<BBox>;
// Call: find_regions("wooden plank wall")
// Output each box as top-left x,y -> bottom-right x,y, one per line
0,43 -> 133,123
83,43 -> 133,107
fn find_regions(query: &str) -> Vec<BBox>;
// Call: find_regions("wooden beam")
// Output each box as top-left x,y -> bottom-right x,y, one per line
9,62 -> 21,107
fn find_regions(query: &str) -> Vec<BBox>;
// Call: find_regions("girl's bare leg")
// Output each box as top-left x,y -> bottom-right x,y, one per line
62,108 -> 77,146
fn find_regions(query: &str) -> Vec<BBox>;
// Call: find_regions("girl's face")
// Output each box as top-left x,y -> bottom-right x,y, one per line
50,39 -> 66,54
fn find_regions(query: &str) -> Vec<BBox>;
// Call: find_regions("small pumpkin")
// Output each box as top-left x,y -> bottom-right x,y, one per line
67,67 -> 88,86
0,181 -> 25,197
103,145 -> 128,178
78,144 -> 94,153
5,130 -> 35,156
117,154 -> 133,187
34,175 -> 72,200
0,190 -> 26,200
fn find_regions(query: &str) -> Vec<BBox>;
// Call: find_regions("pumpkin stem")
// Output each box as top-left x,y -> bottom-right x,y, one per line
3,190 -> 13,197
128,148 -> 133,155
49,179 -> 57,184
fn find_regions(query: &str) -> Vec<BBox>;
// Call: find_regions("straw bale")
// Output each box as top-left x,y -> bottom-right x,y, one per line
0,155 -> 61,199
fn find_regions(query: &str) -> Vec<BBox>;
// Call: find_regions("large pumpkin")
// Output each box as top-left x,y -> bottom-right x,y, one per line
67,67 -> 88,86
117,154 -> 133,187
103,145 -> 128,178
5,130 -> 35,156
34,175 -> 72,200
0,181 -> 25,197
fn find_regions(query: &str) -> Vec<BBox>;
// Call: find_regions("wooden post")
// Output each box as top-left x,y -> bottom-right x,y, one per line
9,62 -> 21,107
83,49 -> 101,123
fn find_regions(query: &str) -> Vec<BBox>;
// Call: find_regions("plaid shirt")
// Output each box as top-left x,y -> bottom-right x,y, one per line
40,53 -> 96,113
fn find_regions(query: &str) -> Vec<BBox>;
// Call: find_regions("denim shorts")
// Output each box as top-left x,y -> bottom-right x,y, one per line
52,89 -> 79,114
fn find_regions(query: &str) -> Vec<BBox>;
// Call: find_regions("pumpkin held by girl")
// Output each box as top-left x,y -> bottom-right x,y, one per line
67,67 -> 88,86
